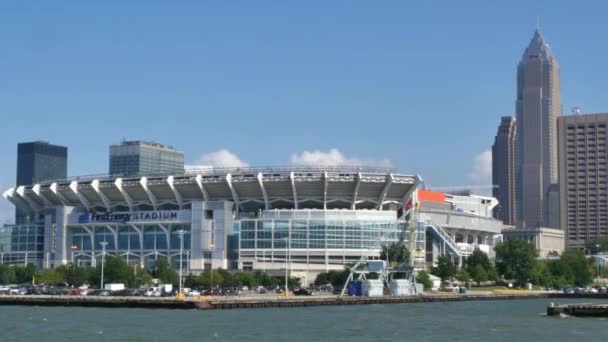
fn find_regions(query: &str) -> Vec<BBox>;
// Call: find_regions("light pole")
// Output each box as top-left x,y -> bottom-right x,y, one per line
209,243 -> 215,292
71,245 -> 78,265
177,230 -> 185,294
186,250 -> 191,282
100,241 -> 108,290
597,244 -> 601,281
283,237 -> 290,296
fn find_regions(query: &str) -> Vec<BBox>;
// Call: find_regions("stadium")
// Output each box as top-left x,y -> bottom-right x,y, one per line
3,166 -> 426,285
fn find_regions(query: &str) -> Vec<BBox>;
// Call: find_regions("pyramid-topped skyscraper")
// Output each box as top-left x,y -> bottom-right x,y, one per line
515,27 -> 562,228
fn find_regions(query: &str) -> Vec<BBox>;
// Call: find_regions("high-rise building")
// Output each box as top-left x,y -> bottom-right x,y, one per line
558,113 -> 608,249
515,28 -> 562,228
16,141 -> 68,187
109,140 -> 184,177
492,116 -> 517,225
15,141 -> 68,223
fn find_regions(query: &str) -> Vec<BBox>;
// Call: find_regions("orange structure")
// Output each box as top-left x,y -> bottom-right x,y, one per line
418,189 -> 445,203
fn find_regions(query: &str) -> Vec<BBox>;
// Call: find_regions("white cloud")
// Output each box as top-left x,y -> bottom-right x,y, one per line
189,149 -> 249,168
290,148 -> 392,167
469,149 -> 492,186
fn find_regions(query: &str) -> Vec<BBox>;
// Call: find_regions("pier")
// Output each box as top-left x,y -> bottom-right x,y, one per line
547,302 -> 608,317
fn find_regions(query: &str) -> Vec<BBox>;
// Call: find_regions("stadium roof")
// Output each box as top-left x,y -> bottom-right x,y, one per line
3,166 -> 420,215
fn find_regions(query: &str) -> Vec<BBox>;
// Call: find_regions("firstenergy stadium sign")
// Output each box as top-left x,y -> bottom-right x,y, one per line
75,210 -> 190,224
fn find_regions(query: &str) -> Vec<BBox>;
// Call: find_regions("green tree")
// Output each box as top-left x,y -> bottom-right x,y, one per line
37,270 -> 65,286
433,255 -> 457,286
255,272 -> 280,288
233,272 -> 258,287
380,243 -> 410,266
456,268 -> 471,284
314,268 -> 351,288
494,240 -> 537,287
416,271 -> 433,290
548,249 -> 593,287
470,264 -> 488,286
465,248 -> 497,286
15,264 -> 36,284
133,266 -> 154,287
585,237 -> 608,253
102,256 -> 136,286
529,261 -> 553,288
153,258 -> 179,286
196,270 -> 225,288
0,264 -> 16,285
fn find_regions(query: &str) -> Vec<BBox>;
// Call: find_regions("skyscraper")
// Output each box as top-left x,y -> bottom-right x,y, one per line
515,28 -> 562,228
16,141 -> 68,186
15,141 -> 68,223
109,140 -> 184,177
558,113 -> 608,249
492,116 -> 517,225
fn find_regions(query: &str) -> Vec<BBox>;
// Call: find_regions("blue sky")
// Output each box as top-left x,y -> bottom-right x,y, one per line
1,1 -> 608,222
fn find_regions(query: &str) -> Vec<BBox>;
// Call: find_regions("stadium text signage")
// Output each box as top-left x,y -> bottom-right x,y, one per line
77,211 -> 185,224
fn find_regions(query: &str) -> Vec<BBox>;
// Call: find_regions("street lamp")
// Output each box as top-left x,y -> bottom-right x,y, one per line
100,241 -> 108,290
186,251 -> 191,276
71,245 -> 78,265
177,230 -> 186,295
597,244 -> 601,281
209,243 -> 215,292
283,237 -> 290,297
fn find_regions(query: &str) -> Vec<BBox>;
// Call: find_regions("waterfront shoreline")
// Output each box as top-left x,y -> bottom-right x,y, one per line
0,293 -> 606,310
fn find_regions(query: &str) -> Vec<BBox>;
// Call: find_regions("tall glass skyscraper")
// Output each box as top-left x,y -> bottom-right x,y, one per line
15,141 -> 68,224
16,141 -> 68,187
515,28 -> 562,228
109,140 -> 184,177
492,116 -> 517,226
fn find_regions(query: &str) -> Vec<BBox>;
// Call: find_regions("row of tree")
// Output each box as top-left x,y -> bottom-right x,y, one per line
184,270 -> 300,289
0,256 -> 301,289
434,239 -> 595,288
313,240 -> 598,290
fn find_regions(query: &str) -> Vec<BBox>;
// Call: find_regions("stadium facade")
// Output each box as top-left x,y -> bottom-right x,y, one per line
3,166 -> 424,284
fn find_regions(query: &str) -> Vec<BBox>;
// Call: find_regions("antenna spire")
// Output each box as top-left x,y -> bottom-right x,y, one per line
536,16 -> 540,31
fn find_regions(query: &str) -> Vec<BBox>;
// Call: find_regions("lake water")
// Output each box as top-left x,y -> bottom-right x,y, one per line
0,298 -> 606,341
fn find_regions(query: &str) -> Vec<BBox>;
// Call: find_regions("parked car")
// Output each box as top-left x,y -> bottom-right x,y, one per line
293,288 -> 313,296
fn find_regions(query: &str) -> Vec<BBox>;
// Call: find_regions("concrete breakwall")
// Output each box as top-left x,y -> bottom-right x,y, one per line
0,293 -> 606,311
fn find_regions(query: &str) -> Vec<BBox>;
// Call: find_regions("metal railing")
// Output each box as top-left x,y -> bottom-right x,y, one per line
424,220 -> 472,257
34,165 -> 401,186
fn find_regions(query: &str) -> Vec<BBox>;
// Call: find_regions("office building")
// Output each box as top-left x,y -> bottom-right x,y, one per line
15,141 -> 67,224
492,116 -> 517,225
558,113 -> 608,249
502,226 -> 564,258
515,28 -> 562,228
109,140 -> 184,177
16,141 -> 67,187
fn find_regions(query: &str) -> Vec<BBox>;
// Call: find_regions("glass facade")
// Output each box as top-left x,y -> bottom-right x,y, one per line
69,223 -> 191,269
239,218 -> 424,267
109,141 -> 184,177
16,142 -> 68,186
0,224 -> 45,266
16,141 -> 68,224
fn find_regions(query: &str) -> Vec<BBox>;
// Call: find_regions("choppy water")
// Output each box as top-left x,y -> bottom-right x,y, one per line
0,298 -> 606,341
